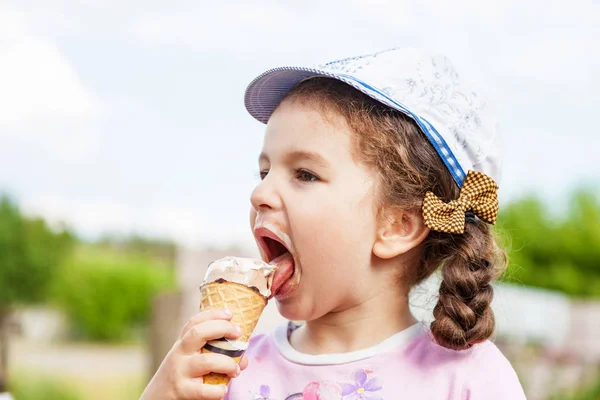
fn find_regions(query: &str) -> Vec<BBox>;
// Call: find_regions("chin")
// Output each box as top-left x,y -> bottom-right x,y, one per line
274,295 -> 328,324
274,296 -> 310,323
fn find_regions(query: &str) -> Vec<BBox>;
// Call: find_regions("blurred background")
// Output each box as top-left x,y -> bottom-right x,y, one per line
0,0 -> 599,399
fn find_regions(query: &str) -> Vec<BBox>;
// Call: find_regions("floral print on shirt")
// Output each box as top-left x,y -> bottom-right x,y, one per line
249,368 -> 383,400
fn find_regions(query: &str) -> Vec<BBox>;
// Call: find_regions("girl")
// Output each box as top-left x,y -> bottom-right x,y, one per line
140,47 -> 527,399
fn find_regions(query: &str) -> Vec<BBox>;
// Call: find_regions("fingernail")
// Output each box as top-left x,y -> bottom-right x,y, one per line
223,309 -> 233,317
235,325 -> 242,335
236,365 -> 241,376
222,384 -> 228,393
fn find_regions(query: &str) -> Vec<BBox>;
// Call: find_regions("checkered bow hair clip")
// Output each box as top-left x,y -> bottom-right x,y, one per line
422,170 -> 499,234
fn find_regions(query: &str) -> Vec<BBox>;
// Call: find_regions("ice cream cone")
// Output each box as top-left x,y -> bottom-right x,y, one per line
199,280 -> 268,385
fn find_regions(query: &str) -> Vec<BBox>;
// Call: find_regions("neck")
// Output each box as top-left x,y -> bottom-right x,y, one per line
290,284 -> 417,355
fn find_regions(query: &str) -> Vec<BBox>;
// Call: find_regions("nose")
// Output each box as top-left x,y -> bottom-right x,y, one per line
250,173 -> 282,212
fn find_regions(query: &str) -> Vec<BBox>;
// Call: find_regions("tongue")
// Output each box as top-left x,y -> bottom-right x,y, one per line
268,252 -> 294,298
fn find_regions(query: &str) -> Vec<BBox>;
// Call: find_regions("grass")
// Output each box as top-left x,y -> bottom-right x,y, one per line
548,369 -> 600,400
10,371 -> 84,400
9,368 -> 146,400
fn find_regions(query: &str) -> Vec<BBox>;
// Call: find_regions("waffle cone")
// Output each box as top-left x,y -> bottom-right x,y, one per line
199,280 -> 268,385
200,347 -> 241,386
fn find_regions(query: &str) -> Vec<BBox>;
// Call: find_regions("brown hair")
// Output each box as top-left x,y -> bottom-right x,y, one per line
284,78 -> 507,350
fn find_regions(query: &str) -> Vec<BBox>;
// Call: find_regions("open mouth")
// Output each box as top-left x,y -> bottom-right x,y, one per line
262,236 -> 290,262
255,228 -> 297,298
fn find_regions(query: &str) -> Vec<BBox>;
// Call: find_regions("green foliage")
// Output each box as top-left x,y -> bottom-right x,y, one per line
573,378 -> 600,400
50,246 -> 176,342
0,195 -> 74,309
549,373 -> 600,400
497,188 -> 600,298
10,372 -> 84,400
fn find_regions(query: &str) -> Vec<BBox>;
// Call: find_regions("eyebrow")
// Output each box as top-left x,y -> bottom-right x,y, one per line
259,150 -> 330,169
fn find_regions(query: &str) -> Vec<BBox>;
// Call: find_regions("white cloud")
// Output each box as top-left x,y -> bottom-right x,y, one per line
0,7 -> 96,126
0,6 -> 101,162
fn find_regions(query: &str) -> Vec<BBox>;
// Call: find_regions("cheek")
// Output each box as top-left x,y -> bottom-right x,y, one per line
295,197 -> 376,272
324,192 -> 376,244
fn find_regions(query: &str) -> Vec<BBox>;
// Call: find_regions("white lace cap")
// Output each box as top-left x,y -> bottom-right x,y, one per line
244,47 -> 502,188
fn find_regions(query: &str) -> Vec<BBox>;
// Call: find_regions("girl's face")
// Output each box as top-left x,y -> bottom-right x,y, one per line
249,98 -> 382,322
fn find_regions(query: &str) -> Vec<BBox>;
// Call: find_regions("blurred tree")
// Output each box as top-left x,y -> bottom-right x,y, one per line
498,188 -> 600,297
0,195 -> 74,392
50,248 -> 175,342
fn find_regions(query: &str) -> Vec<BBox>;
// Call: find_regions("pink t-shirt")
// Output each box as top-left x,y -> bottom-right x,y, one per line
226,321 -> 527,400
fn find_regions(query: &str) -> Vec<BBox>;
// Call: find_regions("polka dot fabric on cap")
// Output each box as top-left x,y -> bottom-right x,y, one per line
422,170 -> 499,234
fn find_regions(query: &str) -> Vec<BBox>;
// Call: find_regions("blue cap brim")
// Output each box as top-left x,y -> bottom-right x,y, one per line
245,67 -> 334,124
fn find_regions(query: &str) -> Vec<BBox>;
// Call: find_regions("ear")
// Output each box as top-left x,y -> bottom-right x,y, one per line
373,208 -> 430,259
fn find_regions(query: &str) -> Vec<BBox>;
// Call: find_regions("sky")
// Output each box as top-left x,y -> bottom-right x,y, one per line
0,0 -> 598,252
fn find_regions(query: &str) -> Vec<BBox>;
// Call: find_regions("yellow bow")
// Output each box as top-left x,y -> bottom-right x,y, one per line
422,170 -> 499,234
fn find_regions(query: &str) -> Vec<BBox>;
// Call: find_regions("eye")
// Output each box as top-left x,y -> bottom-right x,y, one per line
259,169 -> 269,180
295,169 -> 319,182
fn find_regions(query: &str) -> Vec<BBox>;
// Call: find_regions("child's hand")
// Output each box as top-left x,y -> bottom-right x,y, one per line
139,309 -> 248,400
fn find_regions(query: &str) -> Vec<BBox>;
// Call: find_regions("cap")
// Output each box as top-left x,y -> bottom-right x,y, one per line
244,47 -> 502,188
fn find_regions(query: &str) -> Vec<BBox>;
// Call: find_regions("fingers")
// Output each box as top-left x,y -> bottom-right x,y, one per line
187,352 -> 240,378
181,381 -> 228,400
180,309 -> 233,339
238,355 -> 249,371
179,319 -> 242,354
